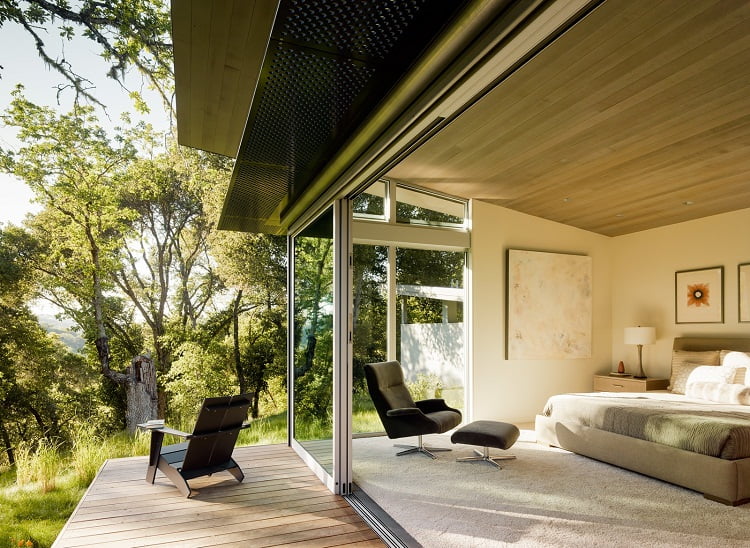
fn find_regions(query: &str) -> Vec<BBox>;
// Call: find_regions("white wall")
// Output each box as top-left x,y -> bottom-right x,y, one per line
470,203 -> 750,424
610,208 -> 750,380
470,200 -> 612,423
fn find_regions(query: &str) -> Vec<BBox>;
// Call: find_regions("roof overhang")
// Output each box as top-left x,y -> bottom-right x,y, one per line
172,0 -> 278,158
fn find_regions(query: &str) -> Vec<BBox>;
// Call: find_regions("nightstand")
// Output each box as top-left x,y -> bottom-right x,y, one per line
593,375 -> 669,392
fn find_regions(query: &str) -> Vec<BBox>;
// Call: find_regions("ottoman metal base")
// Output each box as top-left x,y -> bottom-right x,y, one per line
456,447 -> 516,469
451,420 -> 520,470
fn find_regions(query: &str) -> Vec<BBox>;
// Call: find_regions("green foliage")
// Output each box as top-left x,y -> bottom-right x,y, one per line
294,366 -> 333,423
164,342 -> 238,424
30,441 -> 62,494
12,445 -> 34,487
0,427 -> 152,548
352,245 -> 387,390
0,0 -> 174,110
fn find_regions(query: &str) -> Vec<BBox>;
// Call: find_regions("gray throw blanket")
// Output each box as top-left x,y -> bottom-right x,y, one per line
542,392 -> 750,459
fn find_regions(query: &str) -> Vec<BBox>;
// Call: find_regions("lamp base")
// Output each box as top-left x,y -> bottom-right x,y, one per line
632,375 -> 647,379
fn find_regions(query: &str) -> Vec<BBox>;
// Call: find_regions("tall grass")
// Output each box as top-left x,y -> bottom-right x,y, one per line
70,425 -> 107,487
33,441 -> 63,493
13,441 -> 63,492
13,444 -> 34,487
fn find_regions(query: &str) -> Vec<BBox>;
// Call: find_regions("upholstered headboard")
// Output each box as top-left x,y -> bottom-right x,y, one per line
669,337 -> 750,390
673,337 -> 750,353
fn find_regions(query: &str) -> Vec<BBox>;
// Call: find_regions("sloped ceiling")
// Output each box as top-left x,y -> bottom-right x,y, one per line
388,0 -> 750,236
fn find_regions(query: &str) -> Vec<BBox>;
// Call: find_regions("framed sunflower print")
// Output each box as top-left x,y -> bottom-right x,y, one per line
675,266 -> 723,324
740,263 -> 750,323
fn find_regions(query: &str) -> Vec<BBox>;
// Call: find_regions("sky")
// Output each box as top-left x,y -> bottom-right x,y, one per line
0,17 -> 169,226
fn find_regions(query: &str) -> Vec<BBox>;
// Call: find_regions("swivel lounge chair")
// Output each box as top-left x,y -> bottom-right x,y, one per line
142,393 -> 253,497
364,361 -> 462,459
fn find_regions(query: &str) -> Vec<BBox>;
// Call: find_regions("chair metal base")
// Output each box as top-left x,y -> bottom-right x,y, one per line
394,435 -> 452,459
456,447 -> 516,469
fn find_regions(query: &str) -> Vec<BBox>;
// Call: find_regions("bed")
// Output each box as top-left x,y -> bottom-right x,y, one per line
535,337 -> 750,505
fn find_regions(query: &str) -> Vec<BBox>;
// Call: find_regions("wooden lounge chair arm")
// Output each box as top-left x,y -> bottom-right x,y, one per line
140,422 -> 252,439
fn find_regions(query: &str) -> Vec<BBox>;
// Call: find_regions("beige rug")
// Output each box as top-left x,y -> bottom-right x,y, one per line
352,430 -> 750,547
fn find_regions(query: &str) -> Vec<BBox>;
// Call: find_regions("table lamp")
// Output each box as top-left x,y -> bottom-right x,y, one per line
624,326 -> 656,379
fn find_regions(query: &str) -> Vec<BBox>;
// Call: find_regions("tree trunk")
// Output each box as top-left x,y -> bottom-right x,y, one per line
124,354 -> 158,434
26,404 -> 48,440
249,360 -> 266,419
150,324 -> 170,419
0,419 -> 13,466
232,290 -> 247,393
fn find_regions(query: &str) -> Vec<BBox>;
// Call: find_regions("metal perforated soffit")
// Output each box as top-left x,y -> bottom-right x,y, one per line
219,0 -> 469,233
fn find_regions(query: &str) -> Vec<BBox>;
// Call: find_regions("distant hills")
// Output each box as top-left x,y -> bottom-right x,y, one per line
37,313 -> 86,352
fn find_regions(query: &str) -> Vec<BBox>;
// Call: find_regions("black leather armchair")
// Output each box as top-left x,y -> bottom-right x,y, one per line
364,360 -> 462,458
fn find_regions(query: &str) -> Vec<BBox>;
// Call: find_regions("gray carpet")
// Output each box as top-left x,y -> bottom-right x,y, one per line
352,430 -> 750,547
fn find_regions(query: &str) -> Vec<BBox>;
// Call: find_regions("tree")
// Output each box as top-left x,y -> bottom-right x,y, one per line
351,244 -> 387,388
113,141 -> 229,415
0,88 -> 158,431
211,229 -> 288,418
0,226 -> 90,465
0,0 -> 174,112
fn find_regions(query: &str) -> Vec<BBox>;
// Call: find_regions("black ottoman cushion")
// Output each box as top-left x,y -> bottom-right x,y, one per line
451,420 -> 520,450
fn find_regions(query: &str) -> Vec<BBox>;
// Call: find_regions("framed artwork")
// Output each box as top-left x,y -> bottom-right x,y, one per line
740,263 -> 750,323
506,249 -> 592,360
675,266 -> 723,324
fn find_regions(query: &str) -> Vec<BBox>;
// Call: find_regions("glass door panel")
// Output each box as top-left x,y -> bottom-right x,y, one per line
292,207 -> 334,474
352,244 -> 388,434
396,248 -> 465,412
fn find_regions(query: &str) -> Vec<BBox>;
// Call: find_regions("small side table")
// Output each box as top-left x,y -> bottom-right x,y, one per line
593,375 -> 669,392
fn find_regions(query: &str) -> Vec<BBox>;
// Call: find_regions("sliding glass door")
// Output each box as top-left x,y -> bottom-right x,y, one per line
290,202 -> 351,493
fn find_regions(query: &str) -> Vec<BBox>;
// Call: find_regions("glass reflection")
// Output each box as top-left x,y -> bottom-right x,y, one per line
293,207 -> 334,473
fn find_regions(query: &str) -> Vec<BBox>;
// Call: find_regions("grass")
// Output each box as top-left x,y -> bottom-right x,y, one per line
0,429 -> 152,548
0,467 -> 83,548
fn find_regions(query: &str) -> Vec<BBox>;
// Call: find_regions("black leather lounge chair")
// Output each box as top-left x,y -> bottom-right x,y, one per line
364,360 -> 462,458
143,393 -> 253,497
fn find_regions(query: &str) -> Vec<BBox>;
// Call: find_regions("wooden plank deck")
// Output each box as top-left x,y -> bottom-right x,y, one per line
53,444 -> 385,548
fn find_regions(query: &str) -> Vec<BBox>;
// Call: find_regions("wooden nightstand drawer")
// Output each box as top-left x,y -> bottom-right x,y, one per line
593,375 -> 669,392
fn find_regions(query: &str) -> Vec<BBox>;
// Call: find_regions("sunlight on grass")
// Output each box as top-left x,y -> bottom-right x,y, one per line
0,467 -> 82,548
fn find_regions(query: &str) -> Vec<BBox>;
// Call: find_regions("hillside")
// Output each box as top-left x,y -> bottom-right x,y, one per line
37,313 -> 86,352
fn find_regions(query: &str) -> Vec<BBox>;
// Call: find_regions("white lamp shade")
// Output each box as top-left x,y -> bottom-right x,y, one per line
624,326 -> 656,345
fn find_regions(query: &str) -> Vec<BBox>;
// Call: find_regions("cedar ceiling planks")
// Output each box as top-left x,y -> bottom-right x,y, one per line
387,0 -> 750,236
173,0 -> 277,158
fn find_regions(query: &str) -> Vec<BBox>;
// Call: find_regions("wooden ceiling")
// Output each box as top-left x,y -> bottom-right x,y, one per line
387,0 -> 750,236
172,0 -> 278,158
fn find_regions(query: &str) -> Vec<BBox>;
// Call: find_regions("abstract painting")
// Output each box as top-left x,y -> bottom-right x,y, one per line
506,249 -> 592,359
675,266 -> 723,324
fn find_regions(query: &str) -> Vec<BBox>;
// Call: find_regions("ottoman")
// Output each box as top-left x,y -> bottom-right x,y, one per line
450,420 -> 520,469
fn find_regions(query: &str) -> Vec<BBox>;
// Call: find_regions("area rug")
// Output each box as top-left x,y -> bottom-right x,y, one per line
352,430 -> 750,547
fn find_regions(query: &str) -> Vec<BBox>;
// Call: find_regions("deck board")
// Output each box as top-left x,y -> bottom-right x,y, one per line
53,444 -> 384,547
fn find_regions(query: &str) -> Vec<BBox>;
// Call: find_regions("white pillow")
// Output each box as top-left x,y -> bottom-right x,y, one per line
721,351 -> 750,385
686,381 -> 750,405
670,363 -> 736,394
670,350 -> 721,390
